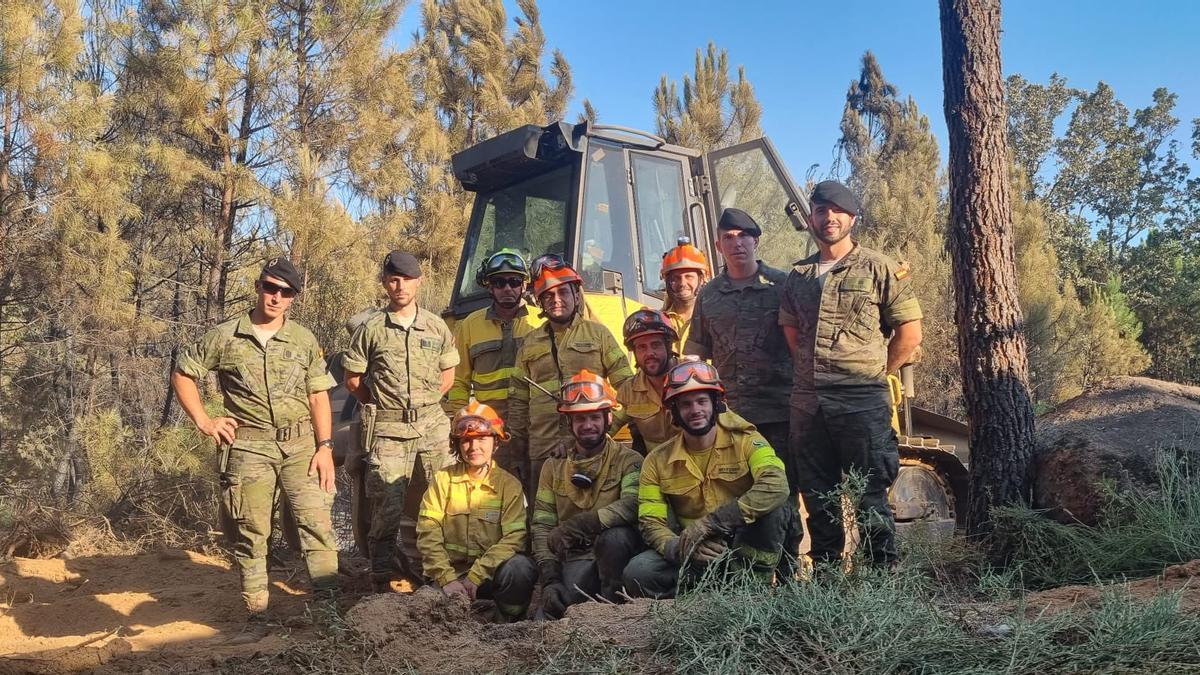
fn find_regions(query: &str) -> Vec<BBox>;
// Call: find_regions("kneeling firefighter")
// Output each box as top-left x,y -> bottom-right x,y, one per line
416,401 -> 537,622
533,370 -> 643,618
624,360 -> 791,598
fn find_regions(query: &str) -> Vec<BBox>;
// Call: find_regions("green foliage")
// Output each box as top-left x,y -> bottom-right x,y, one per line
654,41 -> 761,151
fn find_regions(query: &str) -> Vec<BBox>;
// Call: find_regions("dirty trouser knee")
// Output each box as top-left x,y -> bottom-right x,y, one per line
366,435 -> 451,582
731,505 -> 788,582
277,441 -> 339,592
594,526 -> 642,600
793,405 -> 899,566
479,553 -> 537,620
560,559 -> 600,609
622,549 -> 678,599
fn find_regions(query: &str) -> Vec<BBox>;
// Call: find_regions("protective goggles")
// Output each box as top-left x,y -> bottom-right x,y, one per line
531,253 -> 570,279
666,361 -> 721,388
561,380 -> 609,404
453,416 -> 496,438
484,251 -> 528,275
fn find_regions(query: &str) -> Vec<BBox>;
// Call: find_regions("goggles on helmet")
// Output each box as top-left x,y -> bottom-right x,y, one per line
561,380 -> 610,405
453,415 -> 496,438
531,253 -> 570,280
666,360 -> 721,388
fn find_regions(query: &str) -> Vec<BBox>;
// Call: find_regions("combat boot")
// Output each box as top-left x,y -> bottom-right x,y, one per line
243,589 -> 270,615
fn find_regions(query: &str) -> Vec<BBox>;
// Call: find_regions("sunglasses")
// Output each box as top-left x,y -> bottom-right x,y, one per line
488,276 -> 525,289
260,280 -> 297,298
561,381 -> 609,404
531,253 -> 568,279
455,416 -> 496,438
666,361 -> 720,387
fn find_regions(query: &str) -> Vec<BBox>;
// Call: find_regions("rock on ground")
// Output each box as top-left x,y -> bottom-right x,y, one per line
1034,376 -> 1200,525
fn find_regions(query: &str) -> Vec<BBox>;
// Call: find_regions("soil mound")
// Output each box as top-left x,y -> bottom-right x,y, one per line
1034,376 -> 1200,525
1018,559 -> 1200,619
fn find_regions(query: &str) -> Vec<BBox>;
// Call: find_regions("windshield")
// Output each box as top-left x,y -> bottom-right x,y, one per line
457,162 -> 574,300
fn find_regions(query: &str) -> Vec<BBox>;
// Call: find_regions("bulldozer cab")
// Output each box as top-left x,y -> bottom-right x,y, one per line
447,121 -> 816,327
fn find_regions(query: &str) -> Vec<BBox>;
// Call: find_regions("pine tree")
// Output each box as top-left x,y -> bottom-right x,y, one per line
653,42 -> 761,151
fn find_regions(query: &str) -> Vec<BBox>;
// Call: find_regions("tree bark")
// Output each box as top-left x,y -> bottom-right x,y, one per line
939,0 -> 1037,535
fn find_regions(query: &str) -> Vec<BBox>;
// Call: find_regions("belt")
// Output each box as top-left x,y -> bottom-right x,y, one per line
376,403 -> 440,424
235,418 -> 312,442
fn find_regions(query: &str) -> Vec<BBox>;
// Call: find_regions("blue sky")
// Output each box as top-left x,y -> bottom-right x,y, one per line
393,1 -> 1200,178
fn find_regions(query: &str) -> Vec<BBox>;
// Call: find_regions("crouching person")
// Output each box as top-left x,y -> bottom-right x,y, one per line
417,401 -> 537,622
533,371 -> 643,618
624,360 -> 790,598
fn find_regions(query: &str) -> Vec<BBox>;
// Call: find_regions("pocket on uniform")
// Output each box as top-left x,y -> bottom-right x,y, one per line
659,475 -> 701,498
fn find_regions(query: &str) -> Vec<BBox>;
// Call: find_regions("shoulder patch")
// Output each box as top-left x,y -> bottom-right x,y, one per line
894,262 -> 911,280
751,439 -> 767,447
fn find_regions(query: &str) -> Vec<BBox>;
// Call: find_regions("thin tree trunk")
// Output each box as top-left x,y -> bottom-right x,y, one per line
939,0 -> 1037,536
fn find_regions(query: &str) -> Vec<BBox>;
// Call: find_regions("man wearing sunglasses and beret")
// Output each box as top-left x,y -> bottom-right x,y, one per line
172,257 -> 340,615
446,249 -> 543,421
505,254 -> 633,510
343,250 -> 461,592
531,370 -> 643,618
624,360 -> 790,598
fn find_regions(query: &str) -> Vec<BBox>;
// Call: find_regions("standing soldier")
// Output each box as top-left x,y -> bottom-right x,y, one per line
779,181 -> 923,568
172,258 -> 338,615
446,249 -> 543,418
659,237 -> 709,354
684,208 -> 801,569
342,251 -> 460,592
623,361 -> 790,598
418,401 -> 536,622
533,371 -> 643,618
506,254 -> 633,503
612,309 -> 680,454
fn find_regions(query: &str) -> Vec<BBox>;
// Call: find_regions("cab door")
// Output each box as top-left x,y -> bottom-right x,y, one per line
628,150 -> 709,306
703,137 -> 816,271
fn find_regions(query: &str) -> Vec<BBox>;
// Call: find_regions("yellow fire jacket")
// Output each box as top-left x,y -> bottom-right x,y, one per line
531,436 -> 642,564
637,411 -> 788,555
416,461 -> 527,586
446,304 -> 543,418
612,369 -> 677,451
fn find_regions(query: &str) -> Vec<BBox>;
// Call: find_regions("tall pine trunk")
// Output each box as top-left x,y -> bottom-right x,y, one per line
939,0 -> 1036,535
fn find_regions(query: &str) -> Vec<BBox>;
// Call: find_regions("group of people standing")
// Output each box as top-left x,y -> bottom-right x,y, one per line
172,179 -> 923,621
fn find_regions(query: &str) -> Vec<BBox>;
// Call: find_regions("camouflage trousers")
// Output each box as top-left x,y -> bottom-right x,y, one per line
366,433 -> 454,584
220,441 -> 338,601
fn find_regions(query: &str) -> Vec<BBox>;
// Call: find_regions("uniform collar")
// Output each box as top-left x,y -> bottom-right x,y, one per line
384,306 -> 433,331
485,302 -> 530,322
632,368 -> 666,399
447,461 -> 501,490
714,261 -> 777,292
794,241 -> 862,274
234,311 -> 297,344
664,416 -> 735,477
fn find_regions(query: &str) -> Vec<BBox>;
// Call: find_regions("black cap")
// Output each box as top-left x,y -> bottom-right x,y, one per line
809,180 -> 861,215
382,250 -> 422,277
717,208 -> 762,237
260,257 -> 303,292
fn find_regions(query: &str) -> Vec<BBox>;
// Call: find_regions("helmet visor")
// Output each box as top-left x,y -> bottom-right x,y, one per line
666,361 -> 721,388
485,251 -> 529,278
454,416 -> 495,438
561,380 -> 609,404
531,253 -> 569,280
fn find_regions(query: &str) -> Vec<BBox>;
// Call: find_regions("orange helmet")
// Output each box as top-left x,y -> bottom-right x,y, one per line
531,253 -> 583,298
662,359 -> 726,405
622,308 -> 679,349
558,369 -> 618,413
660,237 -> 710,279
451,399 -> 509,441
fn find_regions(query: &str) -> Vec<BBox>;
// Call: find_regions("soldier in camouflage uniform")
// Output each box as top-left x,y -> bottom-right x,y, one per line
172,258 -> 339,615
779,181 -> 923,567
683,208 -> 801,570
343,251 -> 460,591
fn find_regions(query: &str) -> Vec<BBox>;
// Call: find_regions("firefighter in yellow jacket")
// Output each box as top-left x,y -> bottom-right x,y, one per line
417,401 -> 537,622
612,309 -> 680,454
506,254 -> 633,501
624,360 -> 790,598
533,371 -> 643,618
446,249 -> 543,419
660,237 -> 709,355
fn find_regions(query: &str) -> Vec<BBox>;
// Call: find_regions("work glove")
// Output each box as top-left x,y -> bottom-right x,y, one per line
706,500 -> 746,535
692,539 -> 728,564
541,582 -> 569,618
663,537 -> 683,565
547,511 -> 603,556
677,517 -> 718,562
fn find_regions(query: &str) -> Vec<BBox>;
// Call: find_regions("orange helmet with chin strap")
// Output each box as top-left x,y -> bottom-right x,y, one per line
660,237 -> 710,279
530,253 -> 583,298
661,359 -> 726,405
451,399 -> 510,441
557,369 -> 618,413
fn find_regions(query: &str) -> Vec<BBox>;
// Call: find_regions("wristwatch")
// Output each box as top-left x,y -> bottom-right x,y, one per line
317,438 -> 334,450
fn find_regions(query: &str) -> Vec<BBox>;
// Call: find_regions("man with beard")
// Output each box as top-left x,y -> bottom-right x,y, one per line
446,249 -> 543,419
506,254 -> 633,506
660,238 -> 709,354
417,401 -> 536,622
172,257 -> 339,615
612,309 -> 680,454
623,360 -> 790,598
343,251 -> 460,592
532,371 -> 643,618
779,181 -> 923,569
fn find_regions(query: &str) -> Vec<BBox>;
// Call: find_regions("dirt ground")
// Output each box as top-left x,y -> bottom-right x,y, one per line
5,547 -> 1200,674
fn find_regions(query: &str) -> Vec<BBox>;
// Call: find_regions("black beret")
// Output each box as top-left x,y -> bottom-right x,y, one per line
382,250 -> 422,278
260,257 -> 303,292
809,180 -> 861,215
717,208 -> 762,237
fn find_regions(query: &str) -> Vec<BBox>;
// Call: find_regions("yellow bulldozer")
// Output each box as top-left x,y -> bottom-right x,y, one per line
332,120 -> 968,557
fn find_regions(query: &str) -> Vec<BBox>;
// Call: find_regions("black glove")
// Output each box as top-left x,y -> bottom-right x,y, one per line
677,518 -> 718,561
542,582 -> 569,618
707,500 -> 746,534
548,511 -> 603,556
664,537 -> 683,565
